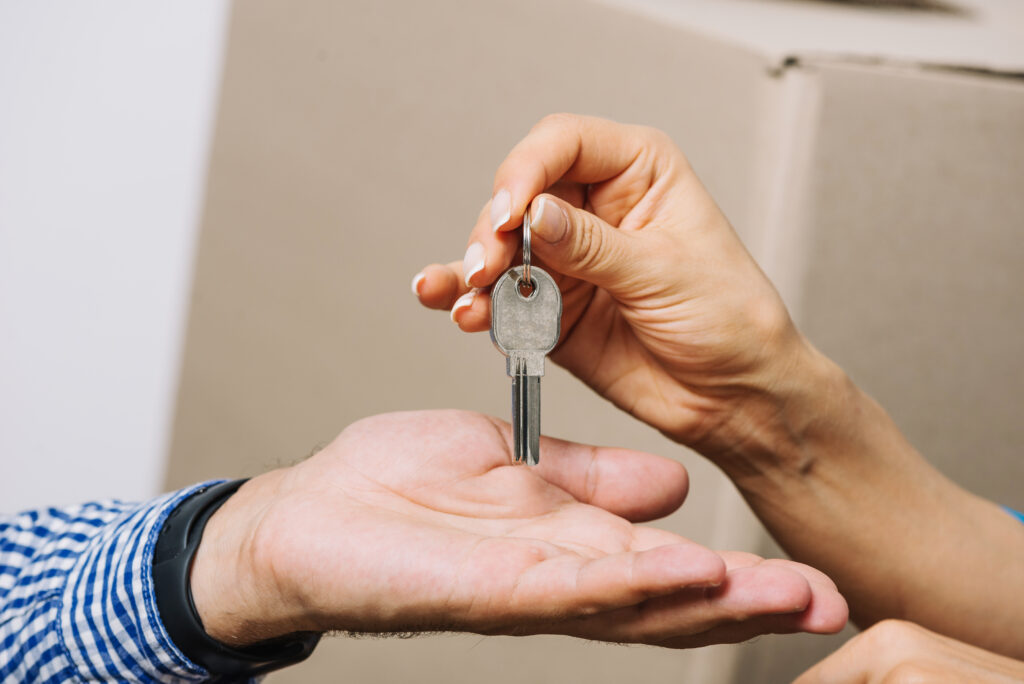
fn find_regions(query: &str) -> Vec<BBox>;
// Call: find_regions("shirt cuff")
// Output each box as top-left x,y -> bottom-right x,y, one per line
59,482 -> 224,683
1003,506 -> 1024,525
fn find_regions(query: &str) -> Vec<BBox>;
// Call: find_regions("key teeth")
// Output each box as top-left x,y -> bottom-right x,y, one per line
513,446 -> 539,466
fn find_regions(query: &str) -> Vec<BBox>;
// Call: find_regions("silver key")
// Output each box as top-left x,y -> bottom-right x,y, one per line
490,211 -> 562,465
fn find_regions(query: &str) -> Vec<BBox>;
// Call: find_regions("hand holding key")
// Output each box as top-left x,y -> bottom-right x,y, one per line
414,114 -> 1024,662
415,113 -> 820,467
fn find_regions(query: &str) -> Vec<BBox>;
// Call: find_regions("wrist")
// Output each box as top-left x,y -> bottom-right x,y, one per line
701,331 -> 935,517
155,475 -> 321,676
189,470 -> 304,647
697,334 -> 858,480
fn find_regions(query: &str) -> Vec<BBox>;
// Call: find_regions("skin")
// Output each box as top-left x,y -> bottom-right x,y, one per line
795,620 -> 1024,683
191,410 -> 847,647
415,114 -> 1024,660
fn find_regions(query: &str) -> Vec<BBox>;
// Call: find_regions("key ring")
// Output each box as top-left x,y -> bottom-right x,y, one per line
522,206 -> 532,289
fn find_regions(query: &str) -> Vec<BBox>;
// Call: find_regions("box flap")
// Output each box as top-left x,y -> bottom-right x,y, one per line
600,0 -> 1024,77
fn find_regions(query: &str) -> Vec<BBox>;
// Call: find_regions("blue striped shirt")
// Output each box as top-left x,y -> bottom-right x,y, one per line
0,483 -> 223,682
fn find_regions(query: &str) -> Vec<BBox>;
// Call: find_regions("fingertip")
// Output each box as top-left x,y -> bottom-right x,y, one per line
774,570 -> 814,614
706,559 -> 847,632
796,585 -> 849,635
809,599 -> 850,635
594,448 -> 690,522
721,564 -> 813,616
490,188 -> 512,233
450,289 -> 479,324
637,543 -> 727,590
411,271 -> 426,297
530,194 -> 570,244
466,207 -> 520,285
756,559 -> 846,632
455,296 -> 492,332
681,544 -> 728,586
534,442 -> 690,523
418,263 -> 464,310
493,178 -> 537,235
463,242 -> 486,287
525,192 -> 641,296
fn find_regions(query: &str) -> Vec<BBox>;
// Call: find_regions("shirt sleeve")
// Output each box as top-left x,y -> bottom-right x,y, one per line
1004,506 -> 1024,525
0,483 -> 222,683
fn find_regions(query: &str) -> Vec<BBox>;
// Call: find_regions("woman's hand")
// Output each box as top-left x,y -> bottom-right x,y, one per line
190,410 -> 847,647
795,620 -> 1024,683
414,114 -> 823,461
413,114 -> 1024,660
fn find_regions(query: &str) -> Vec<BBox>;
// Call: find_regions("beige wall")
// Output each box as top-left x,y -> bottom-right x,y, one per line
165,0 -> 1024,681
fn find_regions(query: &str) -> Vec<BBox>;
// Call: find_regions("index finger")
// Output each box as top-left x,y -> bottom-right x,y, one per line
491,113 -> 663,232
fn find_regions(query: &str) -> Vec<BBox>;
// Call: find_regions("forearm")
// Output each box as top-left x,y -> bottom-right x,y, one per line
712,341 -> 1024,658
0,486 -> 220,682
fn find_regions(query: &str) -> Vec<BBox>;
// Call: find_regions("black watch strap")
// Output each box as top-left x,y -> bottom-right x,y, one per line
153,479 -> 320,681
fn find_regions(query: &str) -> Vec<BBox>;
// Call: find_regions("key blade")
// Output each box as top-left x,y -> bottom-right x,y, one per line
512,373 -> 541,466
523,375 -> 540,466
512,375 -> 523,463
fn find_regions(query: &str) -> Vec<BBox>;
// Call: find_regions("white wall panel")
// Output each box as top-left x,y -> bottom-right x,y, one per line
0,1 -> 230,508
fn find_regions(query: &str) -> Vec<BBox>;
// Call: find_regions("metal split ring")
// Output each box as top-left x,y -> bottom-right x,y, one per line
522,206 -> 532,289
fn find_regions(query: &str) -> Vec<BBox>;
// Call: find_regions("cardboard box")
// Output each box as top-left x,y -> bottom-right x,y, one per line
166,0 -> 1024,680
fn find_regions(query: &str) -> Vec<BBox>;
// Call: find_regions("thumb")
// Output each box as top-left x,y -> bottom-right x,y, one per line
529,194 -> 648,296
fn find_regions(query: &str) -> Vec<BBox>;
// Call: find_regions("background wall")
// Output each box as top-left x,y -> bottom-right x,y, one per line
0,1 -> 229,509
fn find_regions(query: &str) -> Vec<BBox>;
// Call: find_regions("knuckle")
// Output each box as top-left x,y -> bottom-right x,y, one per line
336,412 -> 409,445
636,124 -> 671,147
863,619 -> 925,653
633,124 -> 690,169
341,413 -> 384,435
881,661 -> 943,684
571,214 -> 607,271
534,112 -> 580,134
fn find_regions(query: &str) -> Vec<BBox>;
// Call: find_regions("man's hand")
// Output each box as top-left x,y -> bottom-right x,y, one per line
795,620 -> 1024,683
414,114 -> 821,463
189,410 -> 846,647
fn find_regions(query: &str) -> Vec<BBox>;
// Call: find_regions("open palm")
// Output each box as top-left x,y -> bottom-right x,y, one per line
195,410 -> 846,646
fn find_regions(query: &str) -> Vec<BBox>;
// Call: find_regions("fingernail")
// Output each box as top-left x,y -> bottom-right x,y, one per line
411,272 -> 425,297
462,242 -> 486,286
490,189 -> 511,232
531,197 -> 567,243
450,289 -> 478,323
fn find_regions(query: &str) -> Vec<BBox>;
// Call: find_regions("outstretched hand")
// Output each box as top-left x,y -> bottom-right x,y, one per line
189,410 -> 846,648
